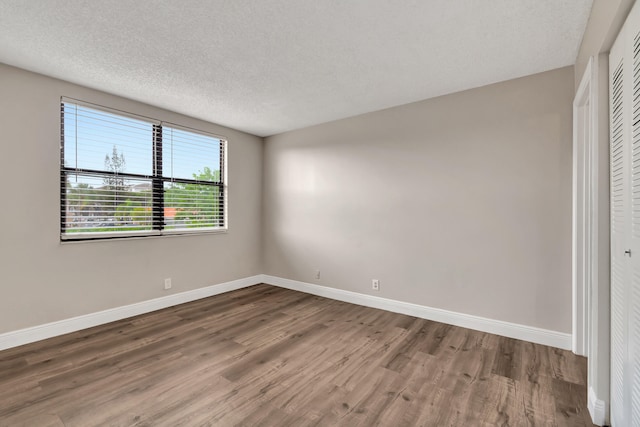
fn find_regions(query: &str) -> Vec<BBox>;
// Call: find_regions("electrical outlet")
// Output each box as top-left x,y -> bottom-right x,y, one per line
315,269 -> 321,280
164,278 -> 172,290
372,279 -> 380,291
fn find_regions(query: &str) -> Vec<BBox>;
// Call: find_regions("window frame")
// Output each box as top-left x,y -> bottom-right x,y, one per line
60,98 -> 228,241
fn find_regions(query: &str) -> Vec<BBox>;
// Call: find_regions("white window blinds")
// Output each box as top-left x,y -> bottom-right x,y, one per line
60,99 -> 227,240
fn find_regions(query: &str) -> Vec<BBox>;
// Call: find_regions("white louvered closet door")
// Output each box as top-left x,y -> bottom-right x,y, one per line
610,2 -> 640,425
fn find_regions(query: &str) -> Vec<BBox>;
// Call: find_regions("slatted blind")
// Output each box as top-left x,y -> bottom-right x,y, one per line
610,57 -> 627,427
631,29 -> 640,427
633,269 -> 640,426
612,61 -> 625,235
60,99 -> 227,240
610,3 -> 640,423
162,125 -> 225,230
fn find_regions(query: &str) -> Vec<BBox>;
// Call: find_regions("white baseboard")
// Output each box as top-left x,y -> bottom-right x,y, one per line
0,275 -> 263,351
588,386 -> 607,426
0,274 -> 572,352
261,275 -> 572,350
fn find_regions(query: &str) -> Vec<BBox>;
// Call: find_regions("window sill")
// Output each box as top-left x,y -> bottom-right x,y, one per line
60,228 -> 228,244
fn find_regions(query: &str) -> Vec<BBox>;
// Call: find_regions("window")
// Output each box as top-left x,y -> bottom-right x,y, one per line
60,99 -> 227,240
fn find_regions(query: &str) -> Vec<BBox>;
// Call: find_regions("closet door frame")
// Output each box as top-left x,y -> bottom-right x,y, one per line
573,55 -> 598,359
574,55 -> 610,426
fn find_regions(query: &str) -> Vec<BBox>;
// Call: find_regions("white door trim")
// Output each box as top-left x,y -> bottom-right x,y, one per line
574,56 -> 606,425
573,56 -> 599,357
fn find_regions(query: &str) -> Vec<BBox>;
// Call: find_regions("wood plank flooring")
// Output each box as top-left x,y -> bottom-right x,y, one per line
0,284 -> 594,426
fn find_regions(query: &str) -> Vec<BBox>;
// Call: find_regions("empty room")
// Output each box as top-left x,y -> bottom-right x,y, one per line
0,0 -> 639,426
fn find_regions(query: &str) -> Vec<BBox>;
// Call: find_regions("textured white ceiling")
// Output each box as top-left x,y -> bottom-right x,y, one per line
0,1 -> 592,137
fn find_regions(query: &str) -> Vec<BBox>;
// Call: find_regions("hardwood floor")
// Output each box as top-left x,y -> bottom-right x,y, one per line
0,284 -> 593,426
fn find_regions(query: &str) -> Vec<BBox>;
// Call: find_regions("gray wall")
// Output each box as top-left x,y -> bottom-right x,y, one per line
0,62 -> 576,336
263,66 -> 574,333
0,63 -> 263,334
